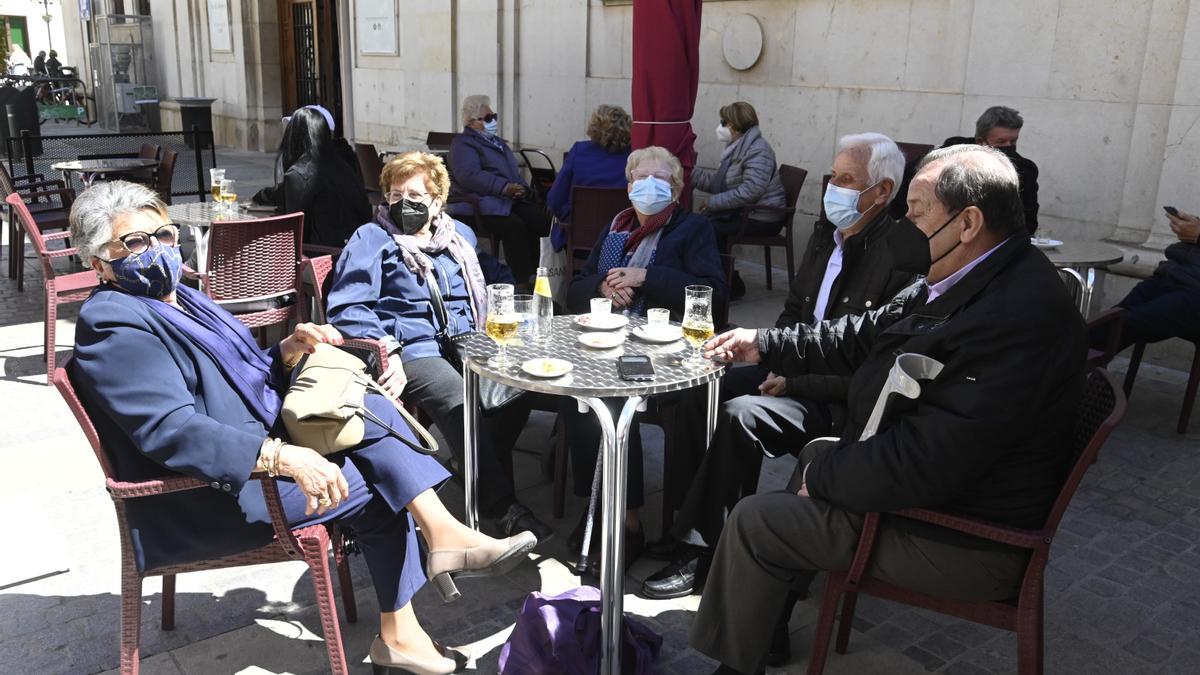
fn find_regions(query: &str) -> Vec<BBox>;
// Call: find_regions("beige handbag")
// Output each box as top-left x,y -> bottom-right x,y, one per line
281,343 -> 438,456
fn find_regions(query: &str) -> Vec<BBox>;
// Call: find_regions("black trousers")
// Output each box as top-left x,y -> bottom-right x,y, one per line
402,356 -> 530,517
480,200 -> 551,283
689,446 -> 1029,675
562,397 -> 646,510
669,364 -> 832,547
1091,271 -> 1200,350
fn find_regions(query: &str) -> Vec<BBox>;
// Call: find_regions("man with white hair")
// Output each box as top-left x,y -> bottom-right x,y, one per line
641,133 -> 928,612
690,145 -> 1086,675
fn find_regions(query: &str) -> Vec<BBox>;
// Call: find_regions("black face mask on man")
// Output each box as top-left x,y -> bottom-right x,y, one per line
926,208 -> 966,266
389,198 -> 431,235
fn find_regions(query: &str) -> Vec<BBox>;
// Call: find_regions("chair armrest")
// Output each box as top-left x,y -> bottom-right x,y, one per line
342,338 -> 389,378
43,231 -> 72,241
45,247 -> 79,259
106,475 -> 210,498
892,508 -> 1046,550
22,188 -> 75,203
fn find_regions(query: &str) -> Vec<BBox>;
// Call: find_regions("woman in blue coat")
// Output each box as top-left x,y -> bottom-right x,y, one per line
564,146 -> 727,570
326,151 -> 554,545
68,181 -> 535,675
446,94 -> 550,286
545,104 -> 632,223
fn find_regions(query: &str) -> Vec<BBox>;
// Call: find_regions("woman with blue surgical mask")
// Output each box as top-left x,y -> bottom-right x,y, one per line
560,146 -> 729,574
446,94 -> 549,288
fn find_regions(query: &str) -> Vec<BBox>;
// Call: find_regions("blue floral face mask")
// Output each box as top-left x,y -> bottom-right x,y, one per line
107,244 -> 184,298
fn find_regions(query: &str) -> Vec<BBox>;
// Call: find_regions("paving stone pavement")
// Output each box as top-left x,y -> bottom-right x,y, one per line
2,145 -> 1199,673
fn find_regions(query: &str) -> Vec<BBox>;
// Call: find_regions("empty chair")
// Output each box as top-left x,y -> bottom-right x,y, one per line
153,149 -> 178,205
565,185 -> 631,279
2,162 -> 74,288
5,192 -> 99,381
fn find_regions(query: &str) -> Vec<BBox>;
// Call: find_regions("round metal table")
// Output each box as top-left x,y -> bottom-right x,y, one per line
51,158 -> 159,189
459,315 -> 724,675
166,202 -> 256,279
1041,240 -> 1124,316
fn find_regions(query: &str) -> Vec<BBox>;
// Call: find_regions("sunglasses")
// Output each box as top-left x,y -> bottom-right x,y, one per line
102,224 -> 180,259
475,113 -> 499,123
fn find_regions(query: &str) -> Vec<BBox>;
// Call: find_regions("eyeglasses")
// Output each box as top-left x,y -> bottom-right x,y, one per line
386,190 -> 433,205
473,113 -> 498,123
630,169 -> 673,182
101,224 -> 180,259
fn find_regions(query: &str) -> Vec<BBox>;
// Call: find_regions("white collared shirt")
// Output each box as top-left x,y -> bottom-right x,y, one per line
812,229 -> 847,322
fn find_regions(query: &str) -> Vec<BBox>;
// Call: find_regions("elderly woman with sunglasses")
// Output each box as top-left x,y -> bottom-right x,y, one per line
446,94 -> 550,287
68,180 -> 536,675
562,146 -> 728,570
326,151 -> 554,546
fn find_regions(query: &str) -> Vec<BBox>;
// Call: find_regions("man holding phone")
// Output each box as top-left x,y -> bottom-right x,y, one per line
1092,206 -> 1200,352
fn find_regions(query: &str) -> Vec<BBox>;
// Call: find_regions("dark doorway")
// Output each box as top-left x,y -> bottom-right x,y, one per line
279,0 -> 342,133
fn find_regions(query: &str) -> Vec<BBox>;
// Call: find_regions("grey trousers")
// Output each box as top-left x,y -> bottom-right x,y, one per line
689,448 -> 1029,674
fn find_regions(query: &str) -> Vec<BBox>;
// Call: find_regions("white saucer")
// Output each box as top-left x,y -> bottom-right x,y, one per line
632,324 -> 683,343
1030,237 -> 1062,250
521,358 -> 573,378
574,313 -> 630,331
578,331 -> 626,349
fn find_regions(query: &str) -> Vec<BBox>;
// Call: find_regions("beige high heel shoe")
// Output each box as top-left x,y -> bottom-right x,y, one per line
426,531 -> 538,602
369,635 -> 466,675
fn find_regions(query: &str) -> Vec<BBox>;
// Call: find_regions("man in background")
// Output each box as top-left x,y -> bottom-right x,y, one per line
943,105 -> 1040,234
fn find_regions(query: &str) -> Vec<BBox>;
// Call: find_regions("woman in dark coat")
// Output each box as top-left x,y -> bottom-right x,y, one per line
253,105 -> 372,248
69,180 -> 535,675
564,146 -> 727,570
326,151 -> 554,545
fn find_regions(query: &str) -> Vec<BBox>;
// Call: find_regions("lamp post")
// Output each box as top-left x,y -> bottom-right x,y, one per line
37,0 -> 54,52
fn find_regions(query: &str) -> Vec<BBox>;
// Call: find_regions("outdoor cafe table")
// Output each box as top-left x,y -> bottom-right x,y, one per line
459,315 -> 724,675
1042,240 -> 1124,316
166,201 -> 258,280
51,158 -> 159,189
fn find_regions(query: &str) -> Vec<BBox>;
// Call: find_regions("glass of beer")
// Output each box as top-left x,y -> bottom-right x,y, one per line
209,168 -> 225,201
681,285 -> 714,367
220,179 -> 237,212
485,283 -> 517,368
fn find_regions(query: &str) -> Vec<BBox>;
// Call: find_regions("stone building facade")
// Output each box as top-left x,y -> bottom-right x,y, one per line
58,1 -> 1200,270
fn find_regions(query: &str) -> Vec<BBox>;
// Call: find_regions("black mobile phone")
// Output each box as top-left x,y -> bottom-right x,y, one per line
617,354 -> 655,381
1164,205 -> 1180,217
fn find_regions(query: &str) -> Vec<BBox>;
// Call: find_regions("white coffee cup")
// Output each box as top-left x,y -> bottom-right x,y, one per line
646,308 -> 670,326
591,297 -> 612,316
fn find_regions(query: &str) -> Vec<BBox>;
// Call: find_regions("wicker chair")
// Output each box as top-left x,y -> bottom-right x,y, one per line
565,186 -> 631,280
5,193 -> 98,381
184,212 -> 305,333
806,368 -> 1126,675
52,358 -> 373,675
2,161 -> 75,289
725,164 -> 807,290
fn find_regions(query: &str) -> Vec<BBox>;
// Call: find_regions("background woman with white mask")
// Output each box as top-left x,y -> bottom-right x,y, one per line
562,146 -> 727,572
692,101 -> 787,297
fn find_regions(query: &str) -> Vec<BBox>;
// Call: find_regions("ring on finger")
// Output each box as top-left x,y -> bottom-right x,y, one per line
318,497 -> 333,506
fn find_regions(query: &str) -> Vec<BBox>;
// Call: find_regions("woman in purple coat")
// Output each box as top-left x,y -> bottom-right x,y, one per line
446,94 -> 551,286
545,104 -> 632,223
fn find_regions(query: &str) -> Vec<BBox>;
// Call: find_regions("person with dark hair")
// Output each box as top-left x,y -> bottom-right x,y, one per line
693,101 -> 787,297
943,105 -> 1040,234
447,94 -> 550,286
252,105 -> 372,248
545,104 -> 632,224
45,49 -> 61,77
690,145 -> 1084,675
33,50 -> 46,76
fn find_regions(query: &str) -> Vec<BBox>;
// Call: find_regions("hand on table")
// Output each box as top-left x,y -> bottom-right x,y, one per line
1167,211 -> 1200,244
704,328 -> 761,364
280,323 -> 344,368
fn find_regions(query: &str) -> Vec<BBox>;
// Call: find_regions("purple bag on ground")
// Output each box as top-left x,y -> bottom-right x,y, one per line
498,586 -> 663,674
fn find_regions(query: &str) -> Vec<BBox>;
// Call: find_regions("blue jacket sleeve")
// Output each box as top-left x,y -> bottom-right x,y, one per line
449,137 -> 509,197
326,226 -> 392,342
71,300 -> 264,493
566,224 -> 612,313
642,216 -> 728,314
546,145 -> 577,219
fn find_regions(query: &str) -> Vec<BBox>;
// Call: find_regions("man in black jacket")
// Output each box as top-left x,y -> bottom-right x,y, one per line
641,133 -> 928,601
690,145 -> 1086,675
943,105 -> 1040,234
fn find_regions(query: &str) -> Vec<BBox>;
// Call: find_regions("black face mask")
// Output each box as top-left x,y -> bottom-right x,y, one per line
926,209 -> 966,266
389,198 -> 431,235
995,144 -> 1019,159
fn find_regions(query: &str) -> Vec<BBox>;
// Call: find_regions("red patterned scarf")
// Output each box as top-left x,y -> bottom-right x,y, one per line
610,204 -> 676,253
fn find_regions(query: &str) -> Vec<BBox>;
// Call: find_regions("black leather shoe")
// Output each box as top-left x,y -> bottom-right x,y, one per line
641,548 -> 709,599
496,502 -> 554,548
